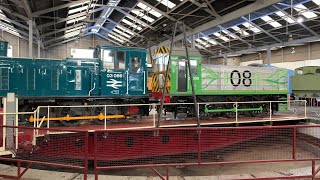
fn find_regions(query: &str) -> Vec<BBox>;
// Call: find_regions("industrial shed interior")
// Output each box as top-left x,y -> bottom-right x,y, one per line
1,0 -> 320,179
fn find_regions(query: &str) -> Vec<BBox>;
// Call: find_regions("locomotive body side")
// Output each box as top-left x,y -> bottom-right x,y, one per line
152,46 -> 290,116
291,66 -> 320,98
0,45 -> 149,125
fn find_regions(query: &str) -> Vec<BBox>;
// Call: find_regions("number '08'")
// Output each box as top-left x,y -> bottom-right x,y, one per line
230,70 -> 252,87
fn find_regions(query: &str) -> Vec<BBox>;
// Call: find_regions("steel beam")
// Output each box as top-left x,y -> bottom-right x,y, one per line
115,9 -> 154,30
200,32 -> 233,52
156,0 -> 284,47
99,26 -> 138,46
94,32 -> 122,46
273,5 -> 320,37
0,5 -> 28,21
21,0 -> 44,49
40,23 -> 85,38
45,32 -> 92,49
189,0 -> 221,18
210,36 -> 320,58
105,18 -> 144,38
37,8 -> 103,29
218,25 -> 252,47
32,0 -> 89,17
241,16 -> 282,43
0,16 -> 28,30
136,0 -> 192,30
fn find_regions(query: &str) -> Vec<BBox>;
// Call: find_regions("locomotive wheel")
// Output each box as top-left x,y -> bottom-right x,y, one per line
91,101 -> 121,125
58,102 -> 86,126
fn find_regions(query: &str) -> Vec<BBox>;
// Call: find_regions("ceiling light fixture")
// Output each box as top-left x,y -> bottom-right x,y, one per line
297,16 -> 304,23
291,47 -> 296,54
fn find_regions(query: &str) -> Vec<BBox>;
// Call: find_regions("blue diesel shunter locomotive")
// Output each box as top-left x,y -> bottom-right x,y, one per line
0,45 -> 149,126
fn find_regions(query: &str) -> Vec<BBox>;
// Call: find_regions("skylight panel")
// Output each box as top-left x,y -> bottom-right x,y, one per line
242,22 -> 261,33
213,32 -> 229,42
126,16 -> 146,27
195,43 -> 205,49
66,26 -> 83,33
64,30 -> 80,38
0,24 -> 19,36
68,5 -> 88,15
70,1 -> 89,8
108,34 -> 124,43
66,16 -> 86,24
115,26 -> 134,35
195,38 -> 209,47
312,0 -> 320,6
261,15 -> 282,28
131,10 -> 155,23
202,36 -> 217,45
122,19 -> 143,30
294,4 -> 317,19
112,28 -> 131,38
109,32 -> 127,42
275,11 -> 295,24
136,2 -> 162,17
231,26 -> 250,36
222,30 -> 237,39
156,0 -> 176,9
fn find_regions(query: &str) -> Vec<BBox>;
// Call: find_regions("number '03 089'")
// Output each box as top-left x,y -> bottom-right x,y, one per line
230,70 -> 252,87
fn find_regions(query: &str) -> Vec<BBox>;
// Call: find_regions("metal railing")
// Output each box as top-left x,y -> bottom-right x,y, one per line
0,100 -> 308,130
0,125 -> 319,179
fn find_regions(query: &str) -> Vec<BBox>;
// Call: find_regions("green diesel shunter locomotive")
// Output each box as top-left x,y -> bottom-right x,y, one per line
0,45 -> 149,126
152,46 -> 289,117
291,66 -> 320,98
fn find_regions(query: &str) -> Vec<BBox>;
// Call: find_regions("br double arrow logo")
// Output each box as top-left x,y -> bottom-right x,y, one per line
106,79 -> 122,89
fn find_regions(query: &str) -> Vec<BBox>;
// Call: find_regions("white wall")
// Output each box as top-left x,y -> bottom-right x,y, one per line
0,30 -> 111,59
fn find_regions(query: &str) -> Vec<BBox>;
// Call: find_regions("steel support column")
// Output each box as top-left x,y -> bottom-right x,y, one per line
37,40 -> 41,58
267,47 -> 271,65
28,20 -> 33,58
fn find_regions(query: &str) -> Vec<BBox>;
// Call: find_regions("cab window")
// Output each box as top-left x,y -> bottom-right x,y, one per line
101,50 -> 126,70
131,57 -> 141,73
190,60 -> 197,74
116,51 -> 125,70
102,50 -> 115,70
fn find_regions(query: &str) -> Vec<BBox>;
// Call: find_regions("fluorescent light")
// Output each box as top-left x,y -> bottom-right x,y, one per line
261,15 -> 282,28
66,16 -> 86,24
275,11 -> 295,24
213,32 -> 229,42
136,2 -> 162,17
156,0 -> 176,9
296,16 -> 304,23
294,4 -> 317,19
231,26 -> 250,36
242,22 -> 261,33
